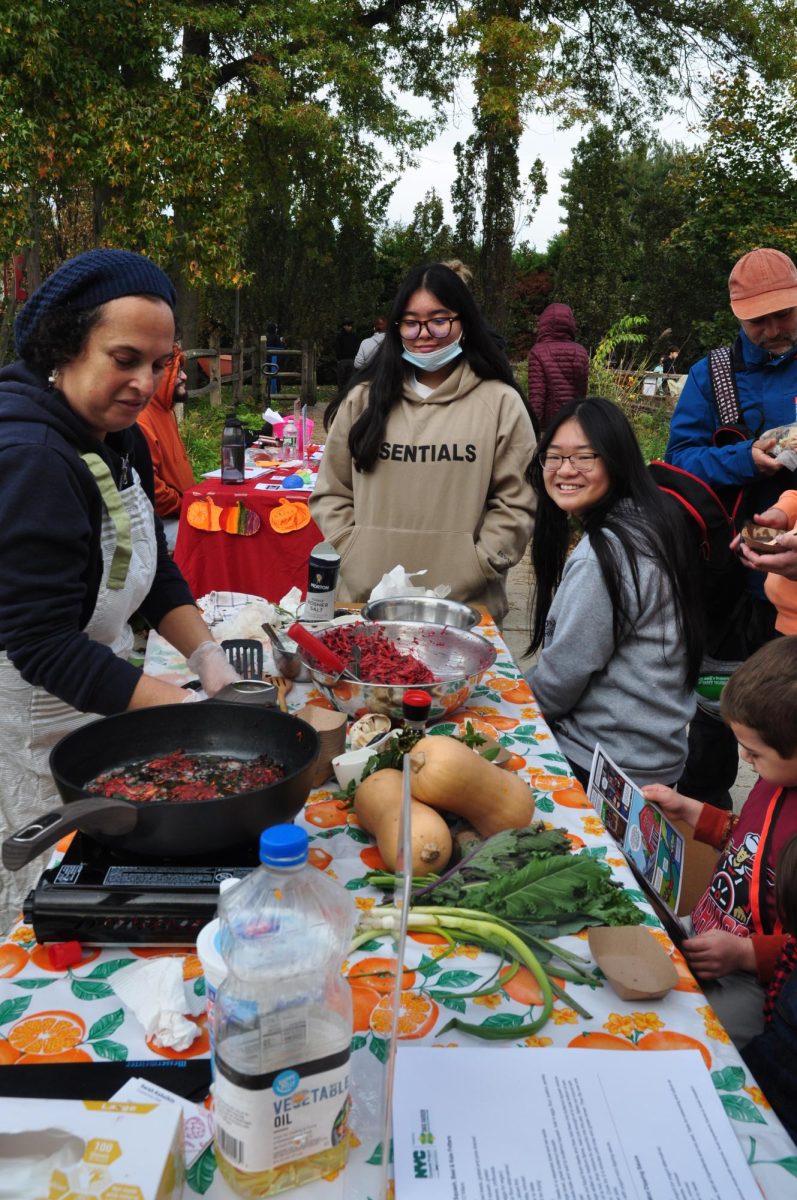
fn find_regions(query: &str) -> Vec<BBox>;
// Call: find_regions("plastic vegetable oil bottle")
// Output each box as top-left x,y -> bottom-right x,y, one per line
213,825 -> 356,1197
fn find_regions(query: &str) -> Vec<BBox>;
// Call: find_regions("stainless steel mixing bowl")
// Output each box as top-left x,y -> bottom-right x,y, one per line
361,595 -> 481,630
297,620 -> 497,720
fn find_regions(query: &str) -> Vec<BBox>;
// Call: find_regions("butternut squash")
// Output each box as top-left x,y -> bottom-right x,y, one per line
354,768 -> 453,876
408,736 -> 534,836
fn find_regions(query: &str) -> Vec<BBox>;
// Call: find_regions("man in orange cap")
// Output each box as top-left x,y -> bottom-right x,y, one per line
665,247 -> 797,809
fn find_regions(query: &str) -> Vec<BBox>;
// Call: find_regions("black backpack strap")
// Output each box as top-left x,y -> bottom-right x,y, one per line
708,346 -> 742,427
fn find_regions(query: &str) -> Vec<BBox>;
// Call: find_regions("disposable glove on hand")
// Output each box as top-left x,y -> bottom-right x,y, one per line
187,640 -> 240,696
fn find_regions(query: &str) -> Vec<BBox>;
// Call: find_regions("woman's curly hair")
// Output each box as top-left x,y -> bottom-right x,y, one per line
22,305 -> 104,378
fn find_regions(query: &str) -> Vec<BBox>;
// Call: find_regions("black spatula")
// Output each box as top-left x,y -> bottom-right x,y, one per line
221,638 -> 264,680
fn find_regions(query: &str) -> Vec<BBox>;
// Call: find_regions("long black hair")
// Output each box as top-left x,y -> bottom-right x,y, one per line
324,262 -> 522,470
527,396 -> 703,685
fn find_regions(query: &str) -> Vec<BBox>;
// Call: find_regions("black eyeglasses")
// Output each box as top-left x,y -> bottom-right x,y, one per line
397,316 -> 460,340
539,452 -> 600,472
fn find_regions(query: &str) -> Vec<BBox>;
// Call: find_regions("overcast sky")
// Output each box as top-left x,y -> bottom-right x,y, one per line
385,89 -> 702,250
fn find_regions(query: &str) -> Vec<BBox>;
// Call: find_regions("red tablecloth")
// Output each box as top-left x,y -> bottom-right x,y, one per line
173,478 -> 322,601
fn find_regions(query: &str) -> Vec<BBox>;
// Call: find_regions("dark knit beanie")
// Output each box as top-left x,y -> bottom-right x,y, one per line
14,248 -> 176,358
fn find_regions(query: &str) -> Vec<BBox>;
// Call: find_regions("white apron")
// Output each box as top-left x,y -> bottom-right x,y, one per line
0,457 -> 158,928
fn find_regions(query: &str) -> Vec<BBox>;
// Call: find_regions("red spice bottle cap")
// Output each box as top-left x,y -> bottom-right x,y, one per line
403,689 -> 432,723
48,940 -> 84,970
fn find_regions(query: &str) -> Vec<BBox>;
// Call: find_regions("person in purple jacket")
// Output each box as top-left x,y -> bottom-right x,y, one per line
526,303 -> 590,431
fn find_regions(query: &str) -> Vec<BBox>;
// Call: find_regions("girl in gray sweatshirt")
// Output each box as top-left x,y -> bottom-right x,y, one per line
525,397 -> 704,788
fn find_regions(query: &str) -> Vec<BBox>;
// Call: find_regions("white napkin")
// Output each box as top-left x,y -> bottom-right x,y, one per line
368,565 -> 451,602
112,958 -> 206,1052
262,406 -> 282,424
278,586 -> 304,617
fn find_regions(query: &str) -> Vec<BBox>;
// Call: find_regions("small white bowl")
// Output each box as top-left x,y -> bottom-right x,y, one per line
332,730 -> 398,790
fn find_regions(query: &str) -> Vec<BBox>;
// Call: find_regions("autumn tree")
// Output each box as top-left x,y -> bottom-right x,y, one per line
451,0 -> 793,337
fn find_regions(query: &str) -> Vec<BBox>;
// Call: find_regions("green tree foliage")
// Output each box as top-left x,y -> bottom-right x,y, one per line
451,0 -> 791,339
667,70 -> 797,349
0,0 -> 455,348
555,125 -> 635,352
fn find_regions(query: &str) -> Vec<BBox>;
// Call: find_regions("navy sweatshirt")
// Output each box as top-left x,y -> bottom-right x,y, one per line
0,361 -> 194,714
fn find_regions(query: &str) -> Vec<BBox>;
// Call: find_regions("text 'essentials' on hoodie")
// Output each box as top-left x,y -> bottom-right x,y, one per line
310,362 -> 537,623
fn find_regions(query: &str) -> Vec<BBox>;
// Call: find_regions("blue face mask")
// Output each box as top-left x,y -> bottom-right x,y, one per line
402,336 -> 463,372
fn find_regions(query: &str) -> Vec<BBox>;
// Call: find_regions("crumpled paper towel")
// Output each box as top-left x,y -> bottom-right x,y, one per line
262,406 -> 283,424
112,957 -> 207,1051
368,565 -> 451,603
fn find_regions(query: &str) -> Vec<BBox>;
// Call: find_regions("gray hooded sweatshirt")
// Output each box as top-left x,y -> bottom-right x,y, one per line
527,502 -> 695,786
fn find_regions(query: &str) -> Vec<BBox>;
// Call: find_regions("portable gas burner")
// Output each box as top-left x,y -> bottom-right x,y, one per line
24,833 -> 260,946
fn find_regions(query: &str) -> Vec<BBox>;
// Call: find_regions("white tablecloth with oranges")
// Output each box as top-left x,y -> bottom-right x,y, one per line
0,616 -> 794,1199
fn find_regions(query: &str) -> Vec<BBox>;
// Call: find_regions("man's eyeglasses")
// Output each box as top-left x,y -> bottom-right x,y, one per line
397,316 -> 460,340
540,452 -> 600,472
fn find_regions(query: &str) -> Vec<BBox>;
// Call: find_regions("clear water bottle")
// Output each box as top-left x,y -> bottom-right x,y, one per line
213,825 -> 356,1198
221,412 -> 246,484
281,417 -> 298,461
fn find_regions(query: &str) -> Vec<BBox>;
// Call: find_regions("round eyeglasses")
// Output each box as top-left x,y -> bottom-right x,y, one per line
539,452 -> 600,472
397,315 -> 460,340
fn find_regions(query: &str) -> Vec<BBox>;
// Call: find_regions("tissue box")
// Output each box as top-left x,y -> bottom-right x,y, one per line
0,1097 -> 184,1200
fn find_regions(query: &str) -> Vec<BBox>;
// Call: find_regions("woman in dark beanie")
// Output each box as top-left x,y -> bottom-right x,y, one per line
0,249 -> 237,925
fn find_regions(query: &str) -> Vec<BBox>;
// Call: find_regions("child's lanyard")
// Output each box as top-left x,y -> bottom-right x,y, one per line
750,785 -> 785,936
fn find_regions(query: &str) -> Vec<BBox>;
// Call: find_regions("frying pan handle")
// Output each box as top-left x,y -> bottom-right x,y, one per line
2,796 -> 138,871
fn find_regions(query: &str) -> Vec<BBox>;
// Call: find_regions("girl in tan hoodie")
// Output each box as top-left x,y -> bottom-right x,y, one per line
311,263 -> 537,626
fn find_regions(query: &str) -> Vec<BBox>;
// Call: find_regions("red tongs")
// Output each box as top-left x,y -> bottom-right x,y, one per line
287,623 -> 360,680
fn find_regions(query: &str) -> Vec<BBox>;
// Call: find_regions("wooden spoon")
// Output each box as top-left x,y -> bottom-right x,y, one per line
265,674 -> 292,712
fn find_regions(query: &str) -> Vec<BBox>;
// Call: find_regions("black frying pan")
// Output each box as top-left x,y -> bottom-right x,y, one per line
2,703 -> 319,869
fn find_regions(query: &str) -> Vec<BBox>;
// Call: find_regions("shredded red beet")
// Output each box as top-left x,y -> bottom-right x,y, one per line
320,626 -> 434,684
88,749 -> 285,803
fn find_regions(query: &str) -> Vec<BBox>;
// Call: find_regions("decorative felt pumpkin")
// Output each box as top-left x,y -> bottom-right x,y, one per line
220,502 -> 261,536
186,496 -> 224,531
269,497 -> 311,533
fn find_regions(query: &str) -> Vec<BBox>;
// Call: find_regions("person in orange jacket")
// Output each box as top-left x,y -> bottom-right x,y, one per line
137,347 -> 195,548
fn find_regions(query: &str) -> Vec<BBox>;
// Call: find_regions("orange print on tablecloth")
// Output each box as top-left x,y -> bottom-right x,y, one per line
18,1047 -> 93,1063
670,948 -> 702,993
501,753 -> 527,773
568,1032 -> 639,1050
408,931 -> 448,947
500,966 -> 564,1007
581,817 -> 605,838
7,1010 -> 86,1057
444,714 -> 499,739
552,785 -> 591,809
637,1029 -> 712,1069
487,677 -> 535,705
148,1015 -> 209,1059
309,847 -> 334,871
459,706 -> 520,731
350,984 -> 380,1032
348,957 -> 415,994
0,943 -> 28,977
473,993 -> 502,1009
696,1004 -> 732,1045
305,799 -> 350,828
370,991 -> 439,1040
0,1038 -> 21,1063
359,845 -> 387,871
